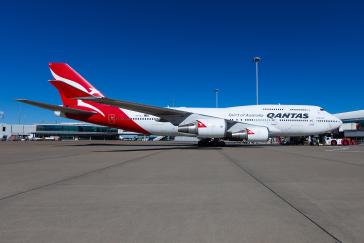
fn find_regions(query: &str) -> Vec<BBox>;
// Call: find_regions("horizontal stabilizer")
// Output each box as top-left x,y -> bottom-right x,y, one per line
16,99 -> 97,116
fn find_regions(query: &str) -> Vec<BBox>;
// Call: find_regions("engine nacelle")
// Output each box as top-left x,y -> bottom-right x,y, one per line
178,122 -> 198,134
246,127 -> 269,141
178,118 -> 227,138
230,127 -> 269,142
197,118 -> 227,138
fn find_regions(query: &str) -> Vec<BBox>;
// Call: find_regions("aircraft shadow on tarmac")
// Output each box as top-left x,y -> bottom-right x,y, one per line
66,143 -> 265,148
92,146 -> 222,152
66,143 -> 197,147
64,143 -> 265,152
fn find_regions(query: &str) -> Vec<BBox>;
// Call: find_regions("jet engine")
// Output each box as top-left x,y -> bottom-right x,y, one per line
178,118 -> 227,138
230,127 -> 269,142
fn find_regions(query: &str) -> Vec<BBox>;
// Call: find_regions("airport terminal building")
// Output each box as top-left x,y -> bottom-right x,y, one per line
1,123 -> 119,140
0,123 -> 161,141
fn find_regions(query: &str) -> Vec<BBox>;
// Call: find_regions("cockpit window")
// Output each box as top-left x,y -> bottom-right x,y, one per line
320,108 -> 325,111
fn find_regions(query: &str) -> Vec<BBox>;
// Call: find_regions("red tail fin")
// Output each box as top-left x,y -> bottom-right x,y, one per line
49,63 -> 104,98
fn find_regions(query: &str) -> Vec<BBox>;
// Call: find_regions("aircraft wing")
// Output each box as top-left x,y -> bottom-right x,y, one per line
17,99 -> 97,116
79,97 -> 189,116
79,97 -> 267,131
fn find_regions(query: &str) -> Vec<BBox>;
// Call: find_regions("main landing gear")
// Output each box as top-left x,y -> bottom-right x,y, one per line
197,138 -> 226,147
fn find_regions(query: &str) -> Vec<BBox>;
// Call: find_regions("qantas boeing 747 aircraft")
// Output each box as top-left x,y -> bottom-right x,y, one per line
18,63 -> 343,146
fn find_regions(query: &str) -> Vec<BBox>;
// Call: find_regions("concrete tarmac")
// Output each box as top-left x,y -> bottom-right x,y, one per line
0,141 -> 363,243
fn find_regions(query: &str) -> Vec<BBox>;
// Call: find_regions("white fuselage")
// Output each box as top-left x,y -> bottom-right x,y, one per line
122,104 -> 342,137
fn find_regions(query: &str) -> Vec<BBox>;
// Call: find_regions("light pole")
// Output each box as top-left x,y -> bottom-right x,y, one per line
253,56 -> 261,105
214,89 -> 219,108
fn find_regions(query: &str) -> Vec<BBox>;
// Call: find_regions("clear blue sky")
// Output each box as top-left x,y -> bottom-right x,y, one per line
1,0 -> 363,123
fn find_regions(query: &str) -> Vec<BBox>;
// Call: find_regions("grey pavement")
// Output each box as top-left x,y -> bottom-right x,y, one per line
0,141 -> 363,242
